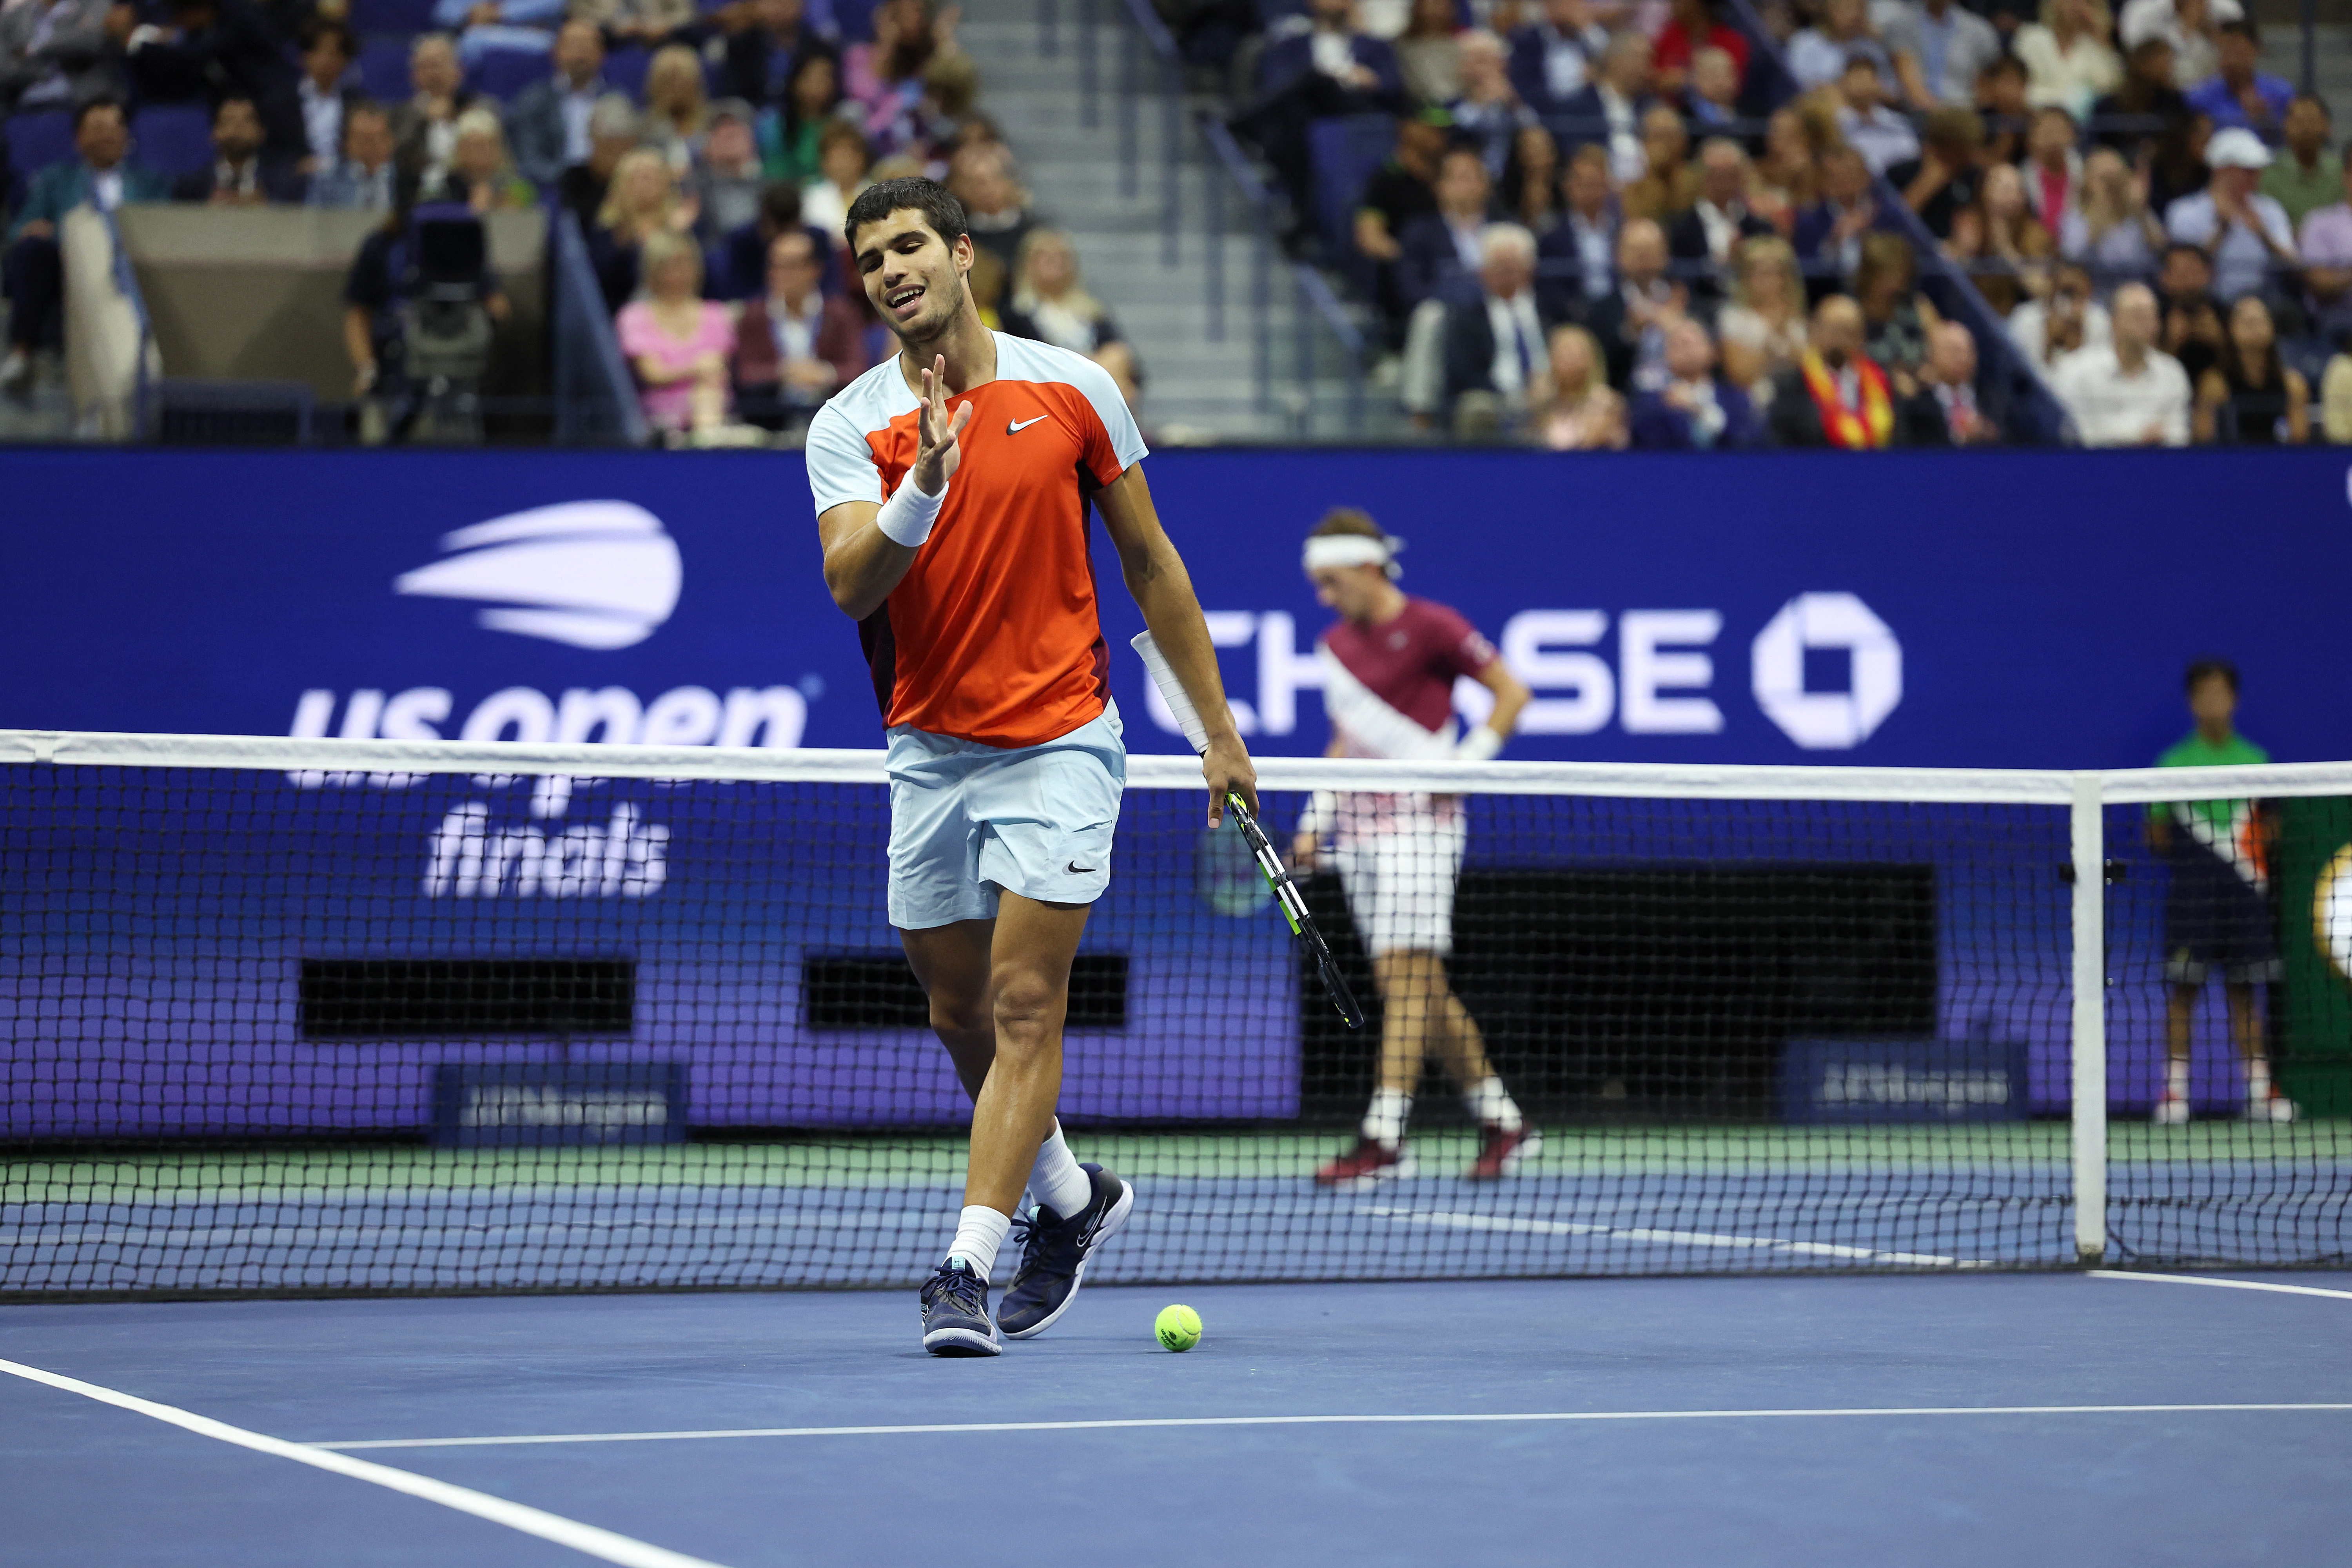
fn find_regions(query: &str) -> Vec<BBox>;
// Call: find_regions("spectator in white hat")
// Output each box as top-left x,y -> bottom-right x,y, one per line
2163,126 -> 2296,301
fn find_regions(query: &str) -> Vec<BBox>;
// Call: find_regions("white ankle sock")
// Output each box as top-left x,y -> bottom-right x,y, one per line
2167,1057 -> 2191,1103
1464,1076 -> 1523,1133
1362,1089 -> 1411,1148
2246,1056 -> 2273,1103
946,1205 -> 1011,1284
1028,1121 -> 1094,1218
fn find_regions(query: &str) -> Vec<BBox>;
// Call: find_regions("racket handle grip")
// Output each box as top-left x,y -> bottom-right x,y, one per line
1131,631 -> 1210,756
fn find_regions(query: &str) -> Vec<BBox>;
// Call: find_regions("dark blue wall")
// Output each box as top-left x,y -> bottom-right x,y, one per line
3,446 -> 2345,768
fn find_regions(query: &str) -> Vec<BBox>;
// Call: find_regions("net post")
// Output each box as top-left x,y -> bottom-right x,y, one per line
2069,772 -> 2108,1266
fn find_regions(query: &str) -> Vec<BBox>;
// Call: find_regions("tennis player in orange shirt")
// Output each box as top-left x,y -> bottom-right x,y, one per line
808,177 -> 1256,1356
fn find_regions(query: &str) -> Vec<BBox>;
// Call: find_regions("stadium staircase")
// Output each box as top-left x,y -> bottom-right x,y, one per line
957,0 -> 1398,441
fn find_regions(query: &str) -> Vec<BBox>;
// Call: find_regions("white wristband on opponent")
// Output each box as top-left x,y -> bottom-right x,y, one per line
1455,726 -> 1504,763
1296,789 -> 1338,840
875,475 -> 946,548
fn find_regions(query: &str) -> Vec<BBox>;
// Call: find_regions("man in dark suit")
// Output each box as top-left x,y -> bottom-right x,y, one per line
1791,145 -> 1878,298
1437,222 -> 1562,428
717,0 -> 833,109
1534,142 -> 1617,319
1768,293 -> 1898,448
1580,216 -> 1686,390
1666,137 -> 1774,299
121,0 -> 305,158
1896,319 -> 2007,445
294,22 -> 366,175
506,19 -> 608,189
1507,0 -> 1608,117
1393,145 -> 1495,314
172,93 -> 306,202
1628,317 -> 1760,448
1232,0 -> 1404,219
2,98 -> 171,388
1552,31 -> 1654,181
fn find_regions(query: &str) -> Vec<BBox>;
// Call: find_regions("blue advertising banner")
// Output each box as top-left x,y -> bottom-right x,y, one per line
2,446 -> 2346,766
2,447 -> 2345,1137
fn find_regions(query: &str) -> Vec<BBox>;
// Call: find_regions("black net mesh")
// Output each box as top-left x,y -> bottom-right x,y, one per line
2,758 -> 2342,1298
2100,797 -> 2352,1267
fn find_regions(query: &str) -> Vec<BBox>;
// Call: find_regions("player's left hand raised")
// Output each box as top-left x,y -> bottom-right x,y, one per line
911,354 -> 973,497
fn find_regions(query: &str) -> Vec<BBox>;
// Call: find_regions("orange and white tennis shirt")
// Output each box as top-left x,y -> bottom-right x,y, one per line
806,333 -> 1149,750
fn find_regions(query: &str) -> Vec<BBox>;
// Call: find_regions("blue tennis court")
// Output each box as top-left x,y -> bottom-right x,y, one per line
6,1270 -> 2348,1566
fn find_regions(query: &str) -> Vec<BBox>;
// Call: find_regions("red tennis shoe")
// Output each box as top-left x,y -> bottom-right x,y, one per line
1466,1124 -> 1542,1181
1315,1137 -> 1415,1187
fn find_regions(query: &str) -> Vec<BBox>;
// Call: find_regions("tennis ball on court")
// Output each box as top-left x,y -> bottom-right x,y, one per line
1155,1304 -> 1202,1352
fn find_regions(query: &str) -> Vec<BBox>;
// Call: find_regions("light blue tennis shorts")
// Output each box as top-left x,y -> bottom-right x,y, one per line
884,700 -> 1126,930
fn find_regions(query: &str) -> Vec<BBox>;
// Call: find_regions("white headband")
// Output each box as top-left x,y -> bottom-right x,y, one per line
1302,534 -> 1404,577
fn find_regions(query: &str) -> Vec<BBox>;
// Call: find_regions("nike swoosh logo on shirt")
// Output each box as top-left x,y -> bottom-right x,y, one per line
1007,415 -> 1050,433
1066,861 -> 1097,874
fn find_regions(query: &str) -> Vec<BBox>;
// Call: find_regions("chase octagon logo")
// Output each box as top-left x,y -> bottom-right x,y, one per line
395,501 -> 682,650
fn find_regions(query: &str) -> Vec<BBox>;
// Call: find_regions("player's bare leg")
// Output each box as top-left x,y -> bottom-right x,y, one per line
2227,980 -> 2293,1121
962,893 -> 1087,1212
902,918 -> 996,1099
2158,983 -> 2198,1123
1418,962 -> 1536,1178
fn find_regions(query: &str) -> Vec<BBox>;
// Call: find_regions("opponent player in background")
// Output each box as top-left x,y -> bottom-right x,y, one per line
2145,658 -> 2296,1125
1290,510 -> 1537,1185
806,178 -> 1257,1355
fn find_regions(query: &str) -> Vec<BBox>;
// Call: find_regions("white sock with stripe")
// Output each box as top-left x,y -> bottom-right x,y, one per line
2167,1056 -> 2191,1105
1464,1076 -> 1523,1134
2246,1056 -> 2273,1105
1028,1121 -> 1094,1219
1362,1089 -> 1410,1149
946,1206 -> 1011,1285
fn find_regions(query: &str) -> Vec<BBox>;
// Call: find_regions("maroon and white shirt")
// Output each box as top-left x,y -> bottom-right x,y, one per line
1319,597 -> 1499,840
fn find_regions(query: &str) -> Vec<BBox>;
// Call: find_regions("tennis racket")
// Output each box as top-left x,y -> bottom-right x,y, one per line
1132,632 -> 1365,1031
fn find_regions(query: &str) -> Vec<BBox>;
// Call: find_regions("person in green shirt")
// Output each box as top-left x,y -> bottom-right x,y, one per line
2259,95 -> 2342,232
2145,657 -> 2296,1125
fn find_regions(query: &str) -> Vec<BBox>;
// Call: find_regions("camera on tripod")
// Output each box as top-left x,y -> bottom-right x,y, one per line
397,203 -> 495,443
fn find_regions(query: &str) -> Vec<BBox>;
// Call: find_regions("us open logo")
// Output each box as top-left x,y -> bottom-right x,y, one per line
394,501 -> 683,650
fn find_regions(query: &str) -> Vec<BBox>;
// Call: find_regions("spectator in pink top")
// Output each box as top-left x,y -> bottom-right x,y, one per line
617,230 -> 738,434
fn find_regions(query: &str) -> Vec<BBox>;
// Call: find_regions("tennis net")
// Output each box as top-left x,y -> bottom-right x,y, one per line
4,730 -> 2346,1299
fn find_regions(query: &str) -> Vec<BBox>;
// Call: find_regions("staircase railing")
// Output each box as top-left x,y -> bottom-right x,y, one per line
1045,0 -> 1369,437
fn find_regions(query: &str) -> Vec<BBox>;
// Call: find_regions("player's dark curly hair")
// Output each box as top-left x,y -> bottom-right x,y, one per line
844,177 -> 969,252
2184,657 -> 2239,695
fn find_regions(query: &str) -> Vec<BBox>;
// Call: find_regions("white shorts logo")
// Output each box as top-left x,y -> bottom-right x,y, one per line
395,501 -> 682,650
1750,592 -> 1902,750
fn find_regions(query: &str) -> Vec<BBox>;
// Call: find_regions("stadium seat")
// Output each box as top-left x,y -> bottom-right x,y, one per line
1307,112 -> 1395,280
603,46 -> 651,100
469,45 -> 550,103
347,0 -> 443,34
7,109 -> 76,186
132,104 -> 217,179
357,37 -> 413,102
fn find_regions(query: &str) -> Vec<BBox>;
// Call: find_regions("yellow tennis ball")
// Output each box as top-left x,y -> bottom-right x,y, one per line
1155,1304 -> 1202,1352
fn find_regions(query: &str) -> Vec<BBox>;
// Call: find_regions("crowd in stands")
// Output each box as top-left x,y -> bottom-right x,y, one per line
0,0 -> 1143,441
1216,0 -> 2352,444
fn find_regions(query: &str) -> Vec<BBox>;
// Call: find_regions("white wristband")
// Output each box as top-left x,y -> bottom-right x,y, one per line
875,475 -> 946,548
1455,726 -> 1504,763
1296,789 -> 1338,839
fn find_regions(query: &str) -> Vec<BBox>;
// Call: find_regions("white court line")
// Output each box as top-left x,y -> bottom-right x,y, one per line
2089,1270 -> 2352,1302
1357,1205 -> 1987,1269
0,1357 -> 728,1568
309,1403 -> 2352,1450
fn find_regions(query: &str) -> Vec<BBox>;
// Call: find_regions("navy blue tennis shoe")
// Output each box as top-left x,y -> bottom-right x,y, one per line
920,1258 -> 1001,1356
998,1163 -> 1134,1339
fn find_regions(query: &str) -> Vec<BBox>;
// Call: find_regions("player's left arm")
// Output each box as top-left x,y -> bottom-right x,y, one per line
1093,463 -> 1259,823
1468,656 -> 1531,747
